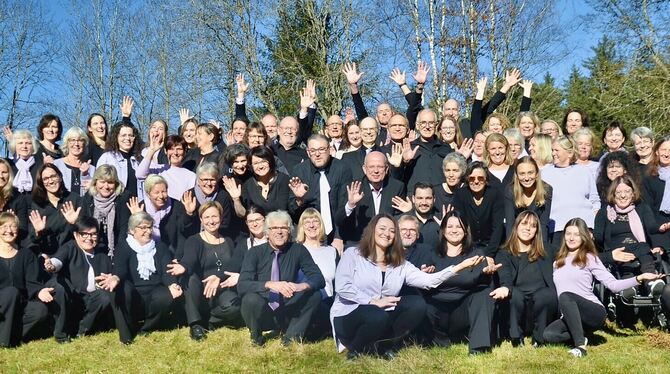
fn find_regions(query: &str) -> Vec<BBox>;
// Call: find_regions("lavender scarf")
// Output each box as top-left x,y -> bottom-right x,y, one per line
658,166 -> 670,214
606,204 -> 645,243
93,193 -> 117,257
144,194 -> 172,242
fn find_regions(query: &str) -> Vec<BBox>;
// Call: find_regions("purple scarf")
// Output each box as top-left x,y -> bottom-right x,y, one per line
144,194 -> 172,242
606,204 -> 645,243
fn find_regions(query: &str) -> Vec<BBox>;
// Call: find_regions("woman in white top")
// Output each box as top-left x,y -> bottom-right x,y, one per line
296,208 -> 337,340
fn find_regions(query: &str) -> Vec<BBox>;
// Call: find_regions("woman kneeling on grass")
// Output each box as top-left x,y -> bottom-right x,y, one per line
330,213 -> 484,360
543,218 -> 664,357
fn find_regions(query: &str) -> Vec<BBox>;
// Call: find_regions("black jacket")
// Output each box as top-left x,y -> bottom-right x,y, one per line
495,249 -> 555,298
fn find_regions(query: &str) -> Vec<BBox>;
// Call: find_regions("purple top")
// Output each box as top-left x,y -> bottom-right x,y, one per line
136,151 -> 196,201
542,164 -> 600,231
553,252 -> 638,307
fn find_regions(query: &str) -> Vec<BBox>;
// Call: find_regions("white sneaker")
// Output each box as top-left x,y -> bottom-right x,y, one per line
568,347 -> 587,357
648,279 -> 666,299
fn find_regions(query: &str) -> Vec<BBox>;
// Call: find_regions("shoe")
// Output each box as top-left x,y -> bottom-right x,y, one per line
468,347 -> 491,356
346,351 -> 361,361
511,338 -> 524,347
568,347 -> 587,357
190,325 -> 207,341
251,333 -> 266,347
56,336 -> 72,344
649,279 -> 666,299
137,330 -> 151,338
280,336 -> 293,347
121,338 -> 134,345
380,349 -> 397,360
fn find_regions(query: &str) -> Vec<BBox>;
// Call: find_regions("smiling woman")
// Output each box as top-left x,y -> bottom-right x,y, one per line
53,127 -> 95,196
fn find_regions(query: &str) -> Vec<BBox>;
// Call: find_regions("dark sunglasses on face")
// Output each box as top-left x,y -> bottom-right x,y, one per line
468,176 -> 486,183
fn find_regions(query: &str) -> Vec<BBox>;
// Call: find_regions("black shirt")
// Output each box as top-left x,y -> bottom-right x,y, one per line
271,143 -> 307,174
241,173 -> 290,214
516,253 -> 544,294
65,164 -> 82,194
181,234 -> 244,281
453,186 -> 505,257
120,151 -> 138,195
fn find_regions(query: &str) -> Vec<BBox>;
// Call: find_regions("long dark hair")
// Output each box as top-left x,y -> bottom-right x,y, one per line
32,164 -> 66,206
106,122 -> 143,159
596,151 -> 640,201
648,135 -> 670,177
358,214 -> 404,267
86,112 -> 107,141
437,210 -> 473,257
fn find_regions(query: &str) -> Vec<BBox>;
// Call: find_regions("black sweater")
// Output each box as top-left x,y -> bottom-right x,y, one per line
0,249 -> 43,299
452,186 -> 505,257
180,234 -> 244,281
113,239 -> 176,291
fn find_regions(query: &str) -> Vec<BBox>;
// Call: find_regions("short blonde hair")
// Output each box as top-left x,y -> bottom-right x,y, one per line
296,208 -> 325,243
144,174 -> 168,195
88,164 -> 124,196
9,129 -> 38,155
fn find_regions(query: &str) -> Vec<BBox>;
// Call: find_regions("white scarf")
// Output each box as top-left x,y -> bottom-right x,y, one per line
126,234 -> 156,281
13,156 -> 35,193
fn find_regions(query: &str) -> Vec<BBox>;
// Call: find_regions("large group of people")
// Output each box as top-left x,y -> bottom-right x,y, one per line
0,64 -> 668,361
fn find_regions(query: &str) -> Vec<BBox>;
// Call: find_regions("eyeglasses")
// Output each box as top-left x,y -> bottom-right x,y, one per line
68,139 -> 86,144
269,226 -> 290,232
199,178 -> 217,184
308,147 -> 328,155
418,121 -> 437,128
252,160 -> 270,167
78,232 -> 99,239
42,175 -> 61,182
246,218 -> 264,225
280,127 -> 297,134
135,225 -> 153,231
400,228 -> 417,234
468,176 -> 486,183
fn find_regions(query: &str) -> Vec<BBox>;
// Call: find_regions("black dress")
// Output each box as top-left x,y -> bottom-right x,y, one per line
241,173 -> 290,215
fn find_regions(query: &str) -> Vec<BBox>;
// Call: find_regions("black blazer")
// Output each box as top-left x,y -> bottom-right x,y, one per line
403,137 -> 453,192
80,191 -> 133,252
186,186 -> 235,237
642,175 -> 670,250
452,186 -> 505,258
495,249 -> 555,297
113,239 -> 176,290
241,172 -> 290,214
503,183 -> 553,240
8,156 -> 43,193
52,240 -> 113,294
180,234 -> 244,281
154,198 -> 199,259
487,167 -> 514,190
336,177 -> 406,243
0,249 -> 43,299
2,188 -> 30,248
340,146 -> 382,182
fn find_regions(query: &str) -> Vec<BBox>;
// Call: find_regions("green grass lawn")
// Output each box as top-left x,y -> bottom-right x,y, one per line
1,323 -> 669,373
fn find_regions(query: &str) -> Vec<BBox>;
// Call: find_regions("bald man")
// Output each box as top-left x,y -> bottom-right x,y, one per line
271,116 -> 308,173
335,151 -> 406,246
324,115 -> 344,151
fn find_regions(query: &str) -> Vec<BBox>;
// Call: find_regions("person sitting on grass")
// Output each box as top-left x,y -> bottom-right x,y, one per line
543,217 -> 664,357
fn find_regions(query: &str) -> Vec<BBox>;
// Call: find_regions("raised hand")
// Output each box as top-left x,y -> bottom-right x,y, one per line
501,68 -> 522,93
38,287 -> 55,303
60,201 -> 81,225
126,196 -> 145,214
456,138 -> 474,159
220,271 -> 240,288
386,142 -> 403,167
42,153 -> 54,165
149,131 -> 164,152
391,196 -> 412,213
288,177 -> 309,199
79,159 -> 93,175
401,138 -> 419,163
389,68 -> 406,85
222,176 -> 242,199
2,126 -> 13,142
342,62 -> 364,85
412,60 -> 431,84
489,286 -> 510,300
519,79 -> 533,97
120,96 -> 134,117
300,79 -> 317,110
181,190 -> 197,216
179,108 -> 191,125
475,76 -> 488,100
346,181 -> 364,207
236,73 -> 250,99
166,259 -> 186,276
343,107 -> 356,124
407,129 -> 417,141
29,210 -> 47,235
225,130 -> 235,145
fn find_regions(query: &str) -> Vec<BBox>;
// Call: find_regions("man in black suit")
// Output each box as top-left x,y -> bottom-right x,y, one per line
44,217 -> 133,344
336,151 -> 406,246
271,117 -> 308,174
238,211 -> 325,346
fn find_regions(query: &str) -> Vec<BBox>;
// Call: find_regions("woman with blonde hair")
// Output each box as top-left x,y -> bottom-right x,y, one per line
572,128 -> 600,179
482,113 -> 510,134
514,111 -> 540,147
296,208 -> 337,339
483,132 -> 515,188
504,156 -> 553,238
528,134 -> 553,169
53,127 -> 95,196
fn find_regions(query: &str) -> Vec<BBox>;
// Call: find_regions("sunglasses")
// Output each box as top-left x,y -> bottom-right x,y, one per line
468,176 -> 486,183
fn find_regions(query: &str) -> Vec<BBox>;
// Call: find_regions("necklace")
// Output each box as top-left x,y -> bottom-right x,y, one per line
202,231 -> 224,272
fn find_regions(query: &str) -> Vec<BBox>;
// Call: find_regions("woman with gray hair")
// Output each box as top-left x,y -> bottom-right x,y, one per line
6,129 -> 43,195
80,165 -> 137,256
504,128 -> 528,159
113,211 -> 183,337
630,126 -> 654,175
53,127 -> 95,196
138,174 -> 198,256
434,152 -> 467,214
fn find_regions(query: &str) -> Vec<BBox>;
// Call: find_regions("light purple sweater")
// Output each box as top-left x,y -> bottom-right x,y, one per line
553,253 -> 639,307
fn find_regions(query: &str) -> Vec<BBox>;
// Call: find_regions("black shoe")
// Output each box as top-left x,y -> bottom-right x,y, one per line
190,325 -> 207,341
380,349 -> 398,360
56,336 -> 72,344
251,333 -> 265,347
121,338 -> 134,345
469,347 -> 491,356
346,351 -> 361,361
137,330 -> 151,338
511,338 -> 524,347
280,336 -> 293,347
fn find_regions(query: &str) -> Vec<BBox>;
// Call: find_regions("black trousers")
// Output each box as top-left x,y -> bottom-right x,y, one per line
123,283 -> 177,334
508,287 -> 557,344
0,287 -> 50,347
240,289 -> 320,340
425,288 -> 495,351
543,292 -> 605,347
333,294 -> 426,354
184,274 -> 242,328
68,287 -> 133,343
